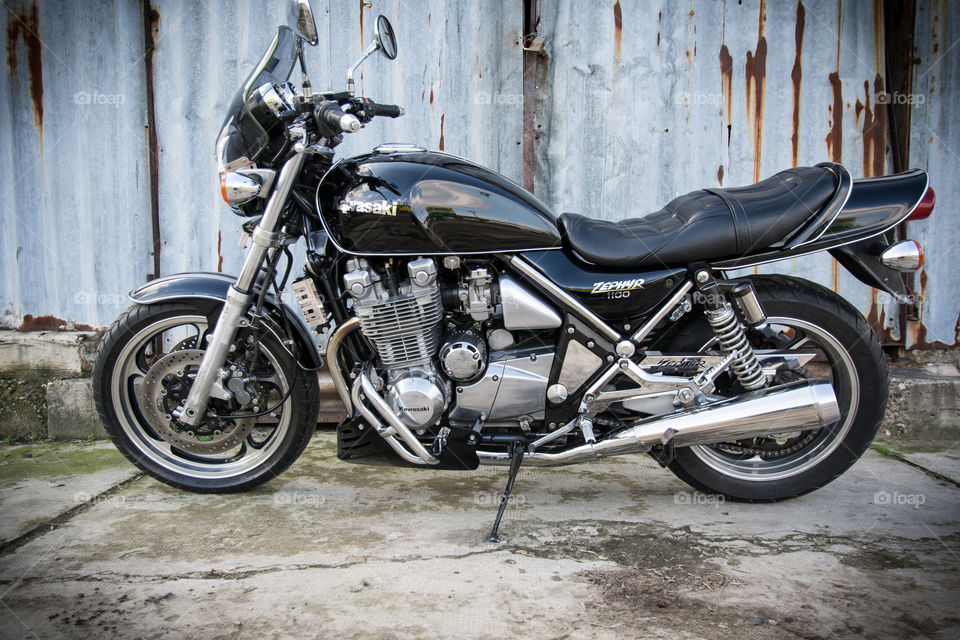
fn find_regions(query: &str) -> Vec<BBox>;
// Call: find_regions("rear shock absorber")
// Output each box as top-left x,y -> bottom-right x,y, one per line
699,281 -> 766,390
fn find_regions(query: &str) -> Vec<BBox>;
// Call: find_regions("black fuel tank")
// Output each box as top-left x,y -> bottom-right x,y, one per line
315,150 -> 561,255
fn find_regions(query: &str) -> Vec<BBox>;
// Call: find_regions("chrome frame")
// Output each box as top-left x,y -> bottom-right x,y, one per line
630,280 -> 694,344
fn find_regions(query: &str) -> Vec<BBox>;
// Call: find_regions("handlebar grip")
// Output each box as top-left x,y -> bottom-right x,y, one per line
370,102 -> 404,118
314,102 -> 361,135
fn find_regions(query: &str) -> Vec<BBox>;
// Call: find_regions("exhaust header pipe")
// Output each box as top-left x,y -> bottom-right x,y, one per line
477,379 -> 840,467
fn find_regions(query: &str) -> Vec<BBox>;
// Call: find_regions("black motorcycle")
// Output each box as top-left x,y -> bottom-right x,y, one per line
93,1 -> 934,540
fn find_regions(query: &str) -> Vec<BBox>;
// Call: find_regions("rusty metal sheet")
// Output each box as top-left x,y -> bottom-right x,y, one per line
905,0 -> 959,348
0,0 -> 153,329
533,0 -> 907,343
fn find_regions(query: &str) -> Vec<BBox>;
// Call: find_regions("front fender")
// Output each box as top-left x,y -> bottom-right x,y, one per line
129,272 -> 323,370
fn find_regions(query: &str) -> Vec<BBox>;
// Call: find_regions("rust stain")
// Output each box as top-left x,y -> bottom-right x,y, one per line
861,75 -> 887,177
143,0 -> 161,280
359,0 -> 366,50
716,165 -> 724,186
790,1 -> 805,167
831,257 -> 839,291
904,270 -> 957,348
873,0 -> 884,73
216,230 -> 223,273
826,72 -> 843,162
429,87 -> 434,106
5,2 -> 44,133
19,314 -> 94,332
438,113 -> 445,151
864,290 -> 891,343
613,1 -> 622,69
719,44 -> 733,146
657,11 -> 661,52
825,1 -> 844,164
744,0 -> 767,182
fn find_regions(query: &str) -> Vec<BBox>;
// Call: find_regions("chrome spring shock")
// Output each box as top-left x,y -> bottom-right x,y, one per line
701,283 -> 766,390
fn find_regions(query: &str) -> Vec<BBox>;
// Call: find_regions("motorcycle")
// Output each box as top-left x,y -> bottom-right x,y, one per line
93,0 -> 935,541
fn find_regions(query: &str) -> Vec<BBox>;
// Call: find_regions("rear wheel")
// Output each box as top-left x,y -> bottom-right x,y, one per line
662,275 -> 888,501
92,302 -> 318,493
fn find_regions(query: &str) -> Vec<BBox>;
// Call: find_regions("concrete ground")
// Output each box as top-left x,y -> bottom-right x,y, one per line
0,433 -> 958,640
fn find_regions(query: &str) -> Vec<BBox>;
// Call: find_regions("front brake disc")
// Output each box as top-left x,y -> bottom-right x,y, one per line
140,349 -> 256,454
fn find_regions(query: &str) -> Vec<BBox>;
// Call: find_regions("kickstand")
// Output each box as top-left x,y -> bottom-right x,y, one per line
489,440 -> 525,543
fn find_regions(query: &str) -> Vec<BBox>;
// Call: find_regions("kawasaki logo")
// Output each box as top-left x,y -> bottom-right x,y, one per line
399,405 -> 430,412
591,278 -> 645,294
340,199 -> 398,215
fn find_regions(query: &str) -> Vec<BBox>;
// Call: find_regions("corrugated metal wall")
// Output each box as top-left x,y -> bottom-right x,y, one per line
906,0 -> 959,347
534,0 -> 906,343
1,0 -> 956,347
1,0 -> 153,330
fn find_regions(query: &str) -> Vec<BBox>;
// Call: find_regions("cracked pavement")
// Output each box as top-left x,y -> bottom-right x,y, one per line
0,432 -> 958,639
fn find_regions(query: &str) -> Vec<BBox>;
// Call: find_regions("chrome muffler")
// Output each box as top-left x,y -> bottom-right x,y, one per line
476,379 -> 841,467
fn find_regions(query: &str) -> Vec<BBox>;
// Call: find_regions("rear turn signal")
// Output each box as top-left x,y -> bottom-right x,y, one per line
907,186 -> 935,221
881,240 -> 924,272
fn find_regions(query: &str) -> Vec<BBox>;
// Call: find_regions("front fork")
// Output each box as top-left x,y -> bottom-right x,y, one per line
176,152 -> 306,427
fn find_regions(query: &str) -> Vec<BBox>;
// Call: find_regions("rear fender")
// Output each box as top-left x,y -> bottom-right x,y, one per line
829,234 -> 910,302
129,272 -> 322,369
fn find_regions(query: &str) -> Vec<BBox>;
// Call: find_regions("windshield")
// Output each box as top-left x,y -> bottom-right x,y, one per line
217,26 -> 298,171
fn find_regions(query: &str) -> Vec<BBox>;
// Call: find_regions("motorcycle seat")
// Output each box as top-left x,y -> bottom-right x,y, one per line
558,166 -> 839,268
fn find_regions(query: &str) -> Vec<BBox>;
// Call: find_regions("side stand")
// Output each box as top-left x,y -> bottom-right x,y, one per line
489,440 -> 525,542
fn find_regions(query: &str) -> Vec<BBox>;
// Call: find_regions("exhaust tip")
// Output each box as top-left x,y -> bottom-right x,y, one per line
810,381 -> 842,426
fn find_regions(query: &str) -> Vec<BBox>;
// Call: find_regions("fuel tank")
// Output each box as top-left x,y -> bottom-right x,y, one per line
315,149 -> 561,255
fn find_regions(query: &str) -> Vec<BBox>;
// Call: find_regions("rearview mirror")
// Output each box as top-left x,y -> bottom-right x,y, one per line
375,15 -> 397,60
346,14 -> 399,95
289,0 -> 318,46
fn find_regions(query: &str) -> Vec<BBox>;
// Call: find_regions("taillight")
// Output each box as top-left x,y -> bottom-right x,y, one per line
907,186 -> 935,221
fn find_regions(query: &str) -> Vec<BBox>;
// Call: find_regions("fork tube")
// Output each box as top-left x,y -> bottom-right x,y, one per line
178,152 -> 306,426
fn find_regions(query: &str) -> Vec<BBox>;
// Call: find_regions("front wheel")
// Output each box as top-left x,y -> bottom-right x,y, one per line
92,301 -> 318,493
662,275 -> 888,501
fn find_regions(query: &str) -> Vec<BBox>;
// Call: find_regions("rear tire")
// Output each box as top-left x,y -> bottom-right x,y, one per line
663,275 -> 888,501
93,302 -> 318,493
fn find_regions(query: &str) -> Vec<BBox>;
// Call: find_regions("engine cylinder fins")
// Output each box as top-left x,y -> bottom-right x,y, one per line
440,330 -> 487,382
705,304 -> 766,390
346,258 -> 445,368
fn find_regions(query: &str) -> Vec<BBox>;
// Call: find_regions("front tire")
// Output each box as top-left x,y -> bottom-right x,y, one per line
663,275 -> 888,501
92,302 -> 318,493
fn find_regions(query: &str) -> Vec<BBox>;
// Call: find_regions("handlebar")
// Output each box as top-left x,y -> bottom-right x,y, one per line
364,99 -> 404,119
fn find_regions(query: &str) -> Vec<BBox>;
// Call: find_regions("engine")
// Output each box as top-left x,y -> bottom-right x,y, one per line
344,257 -> 562,431
344,257 -> 449,430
